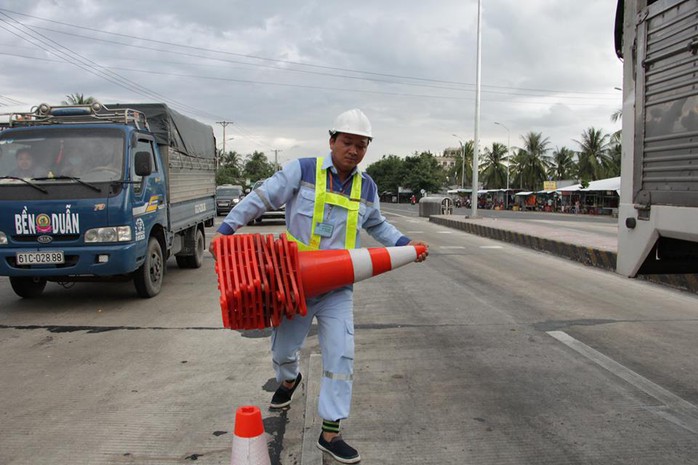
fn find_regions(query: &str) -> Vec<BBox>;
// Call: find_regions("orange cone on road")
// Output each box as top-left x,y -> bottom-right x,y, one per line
214,234 -> 425,330
230,405 -> 271,465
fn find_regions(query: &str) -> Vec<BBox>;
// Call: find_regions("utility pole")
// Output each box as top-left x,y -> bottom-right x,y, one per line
216,121 -> 232,170
272,149 -> 283,171
472,0 -> 482,218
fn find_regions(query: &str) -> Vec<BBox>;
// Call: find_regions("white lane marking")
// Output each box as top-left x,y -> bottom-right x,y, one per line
437,231 -> 453,234
548,330 -> 698,434
382,210 -> 413,218
406,231 -> 424,234
440,246 -> 465,249
480,245 -> 503,249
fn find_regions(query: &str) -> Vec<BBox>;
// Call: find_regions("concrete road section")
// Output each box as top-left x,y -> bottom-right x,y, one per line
381,204 -> 697,294
0,215 -> 696,464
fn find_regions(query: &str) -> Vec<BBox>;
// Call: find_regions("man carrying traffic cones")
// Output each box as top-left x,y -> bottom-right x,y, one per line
211,108 -> 428,463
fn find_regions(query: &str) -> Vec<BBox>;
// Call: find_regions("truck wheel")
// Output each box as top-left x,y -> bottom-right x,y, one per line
134,237 -> 164,298
10,276 -> 47,298
175,228 -> 205,269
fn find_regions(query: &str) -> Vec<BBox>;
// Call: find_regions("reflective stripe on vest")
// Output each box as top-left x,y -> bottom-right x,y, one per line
286,157 -> 362,251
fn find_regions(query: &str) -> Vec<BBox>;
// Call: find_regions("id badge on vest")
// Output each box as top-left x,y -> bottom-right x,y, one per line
315,222 -> 334,238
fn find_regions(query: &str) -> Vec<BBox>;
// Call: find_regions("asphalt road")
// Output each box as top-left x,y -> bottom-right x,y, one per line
0,212 -> 696,465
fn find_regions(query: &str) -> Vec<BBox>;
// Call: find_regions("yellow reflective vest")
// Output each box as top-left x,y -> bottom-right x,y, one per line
286,157 -> 362,251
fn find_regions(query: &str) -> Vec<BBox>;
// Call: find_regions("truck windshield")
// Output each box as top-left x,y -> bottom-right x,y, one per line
0,127 -> 125,183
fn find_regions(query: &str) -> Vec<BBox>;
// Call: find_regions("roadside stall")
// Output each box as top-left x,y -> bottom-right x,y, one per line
556,177 -> 620,215
513,191 -> 535,211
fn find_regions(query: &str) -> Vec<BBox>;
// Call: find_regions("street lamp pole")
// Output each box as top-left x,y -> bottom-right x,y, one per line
471,0 -> 482,218
494,121 -> 510,208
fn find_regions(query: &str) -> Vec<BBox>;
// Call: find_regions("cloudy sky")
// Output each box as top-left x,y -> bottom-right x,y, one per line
0,0 -> 623,169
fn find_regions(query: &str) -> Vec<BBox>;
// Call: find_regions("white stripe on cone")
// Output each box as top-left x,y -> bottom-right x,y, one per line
347,246 -> 418,285
386,246 -> 418,266
348,248 -> 373,282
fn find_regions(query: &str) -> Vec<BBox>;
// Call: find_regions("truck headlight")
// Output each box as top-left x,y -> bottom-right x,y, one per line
0,231 -> 7,245
84,226 -> 132,243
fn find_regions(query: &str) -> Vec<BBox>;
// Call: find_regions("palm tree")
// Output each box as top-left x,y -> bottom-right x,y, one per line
509,148 -> 526,189
453,140 -> 474,188
515,131 -> 551,191
62,93 -> 97,105
480,142 -> 508,189
610,109 -> 622,144
575,127 -> 611,181
604,143 -> 622,177
220,150 -> 243,171
548,146 -> 577,180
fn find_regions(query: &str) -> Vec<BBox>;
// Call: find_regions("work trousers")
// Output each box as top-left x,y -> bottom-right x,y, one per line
271,287 -> 354,422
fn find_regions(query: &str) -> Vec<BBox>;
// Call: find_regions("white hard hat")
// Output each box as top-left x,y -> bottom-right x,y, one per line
329,108 -> 372,140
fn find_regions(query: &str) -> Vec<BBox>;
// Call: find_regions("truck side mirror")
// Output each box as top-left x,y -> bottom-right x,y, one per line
134,151 -> 152,176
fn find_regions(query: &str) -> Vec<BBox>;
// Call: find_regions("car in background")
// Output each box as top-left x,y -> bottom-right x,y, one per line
248,178 -> 286,224
216,184 -> 244,215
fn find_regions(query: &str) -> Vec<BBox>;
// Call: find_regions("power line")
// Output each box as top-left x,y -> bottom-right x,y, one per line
0,7 -> 620,98
0,12 -> 231,122
27,25 -> 619,99
0,94 -> 25,105
101,65 -> 620,106
0,50 -> 619,107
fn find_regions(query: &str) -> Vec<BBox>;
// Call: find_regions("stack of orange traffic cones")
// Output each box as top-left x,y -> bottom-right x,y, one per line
230,405 -> 270,465
214,233 -> 426,330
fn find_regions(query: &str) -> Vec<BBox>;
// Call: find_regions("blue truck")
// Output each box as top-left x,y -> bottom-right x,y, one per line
0,102 -> 216,298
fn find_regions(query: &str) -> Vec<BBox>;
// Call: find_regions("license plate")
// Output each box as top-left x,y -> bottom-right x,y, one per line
16,251 -> 65,265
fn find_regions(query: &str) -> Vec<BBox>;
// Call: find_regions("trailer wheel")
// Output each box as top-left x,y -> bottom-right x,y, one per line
10,276 -> 47,298
175,228 -> 205,269
134,237 -> 164,298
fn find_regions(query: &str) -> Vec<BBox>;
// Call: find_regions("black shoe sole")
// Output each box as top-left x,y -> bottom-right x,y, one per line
269,398 -> 293,409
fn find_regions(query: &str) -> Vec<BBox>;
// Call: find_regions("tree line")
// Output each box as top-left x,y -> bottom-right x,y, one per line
367,127 -> 621,197
216,126 -> 621,196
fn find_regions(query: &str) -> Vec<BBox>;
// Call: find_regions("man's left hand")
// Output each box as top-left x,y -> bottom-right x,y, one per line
408,240 -> 429,262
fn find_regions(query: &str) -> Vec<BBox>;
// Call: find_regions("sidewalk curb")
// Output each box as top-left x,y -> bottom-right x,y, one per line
430,215 -> 698,294
431,216 -> 617,270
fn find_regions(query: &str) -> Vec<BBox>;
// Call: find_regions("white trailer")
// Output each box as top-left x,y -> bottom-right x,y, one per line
616,0 -> 698,276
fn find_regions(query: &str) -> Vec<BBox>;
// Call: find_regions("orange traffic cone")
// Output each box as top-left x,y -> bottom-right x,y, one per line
214,234 -> 426,330
299,245 -> 427,297
230,405 -> 271,465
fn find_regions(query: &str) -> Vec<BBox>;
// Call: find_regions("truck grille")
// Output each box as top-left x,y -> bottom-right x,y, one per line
12,235 -> 81,243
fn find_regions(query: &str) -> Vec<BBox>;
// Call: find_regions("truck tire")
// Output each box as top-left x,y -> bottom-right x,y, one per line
10,276 -> 47,298
134,237 -> 164,298
175,228 -> 205,269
